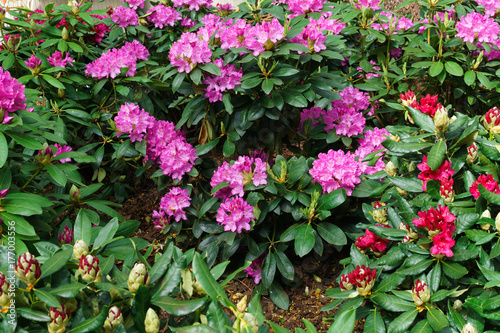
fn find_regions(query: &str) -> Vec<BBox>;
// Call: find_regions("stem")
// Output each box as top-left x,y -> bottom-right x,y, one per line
22,167 -> 43,190
101,80 -> 117,109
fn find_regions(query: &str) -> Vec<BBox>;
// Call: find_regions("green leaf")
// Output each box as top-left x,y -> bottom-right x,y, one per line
448,302 -> 466,331
0,212 -> 36,237
429,262 -> 441,293
49,283 -> 86,298
262,252 -> 277,288
478,184 -> 500,205
429,61 -> 444,77
281,90 -> 308,108
455,213 -> 479,235
262,78 -> 274,95
192,253 -> 231,307
382,140 -> 433,154
267,321 -> 292,333
115,85 -> 130,97
222,139 -> 235,157
371,293 -> 417,312
34,289 -> 60,308
318,189 -> 346,210
171,324 -> 219,333
364,309 -> 386,333
373,273 -> 405,294
93,218 -> 118,249
152,295 -> 207,316
397,259 -> 433,275
196,138 -> 220,157
39,249 -> 72,279
294,224 -> 315,257
316,222 -> 347,246
17,308 -> 51,322
132,285 -> 150,332
68,305 -> 109,333
465,229 -> 496,245
0,132 -> 7,168
149,242 -> 174,284
426,307 -> 449,331
411,319 -> 433,333
172,72 -> 186,93
74,209 -> 93,245
387,309 -> 418,333
45,164 -> 67,187
464,70 -> 476,86
441,261 -> 468,279
269,281 -> 289,310
206,301 -> 230,332
407,107 -> 435,133
388,176 -> 423,193
1,199 -> 42,216
445,61 -> 464,76
42,74 -> 65,89
327,308 -> 356,333
5,133 -> 43,150
275,250 -> 294,281
427,140 -> 447,171
200,63 -> 222,76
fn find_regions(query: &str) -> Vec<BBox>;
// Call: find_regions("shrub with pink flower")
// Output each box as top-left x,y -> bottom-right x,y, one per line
324,86 -> 369,137
168,32 -> 212,73
470,174 -> 500,199
216,197 -> 255,233
173,0 -> 213,11
417,156 -> 454,191
111,7 -> 139,28
0,68 -> 26,124
355,128 -> 390,175
456,12 -> 499,44
147,5 -> 181,29
120,0 -> 144,10
158,187 -> 191,222
48,51 -> 74,68
219,19 -> 248,49
243,18 -> 284,56
413,205 -> 456,257
25,55 -> 41,69
309,149 -> 363,196
115,103 -> 156,142
54,144 -> 73,163
158,138 -> 198,181
371,12 -> 414,33
355,224 -> 390,253
202,59 -> 242,102
244,252 -> 266,284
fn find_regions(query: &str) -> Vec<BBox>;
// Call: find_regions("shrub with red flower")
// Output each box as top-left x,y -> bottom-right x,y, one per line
347,265 -> 377,296
413,205 -> 456,257
355,224 -> 390,254
470,174 -> 500,199
417,156 -> 454,191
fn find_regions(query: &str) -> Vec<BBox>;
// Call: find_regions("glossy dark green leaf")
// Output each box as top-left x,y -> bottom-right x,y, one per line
429,61 -> 444,77
445,61 -> 463,76
427,140 -> 447,171
206,301 -> 230,332
275,250 -> 294,281
42,74 -> 65,89
132,285 -> 150,332
373,273 -> 405,294
269,281 -> 289,310
364,309 -> 386,333
152,295 -> 207,316
74,209 -> 93,245
388,176 -> 423,193
6,133 -> 43,150
192,253 -> 231,307
200,63 -> 222,76
327,308 -> 356,333
149,242 -> 174,284
262,252 -> 276,288
222,139 -> 235,157
426,307 -> 449,331
45,164 -> 67,187
382,140 -> 433,154
1,199 -> 42,216
0,132 -> 7,168
93,218 -> 118,249
294,223 -> 315,257
410,319 -> 432,333
69,305 -> 109,333
317,222 -> 347,246
318,189 -> 346,210
196,138 -> 220,157
387,309 -> 418,333
407,107 -> 435,133
464,70 -> 476,86
172,72 -> 186,93
39,249 -> 72,279
371,293 -> 416,312
428,262 -> 441,293
17,308 -> 51,322
34,289 -> 60,308
171,324 -> 219,333
49,283 -> 86,298
441,261 -> 468,279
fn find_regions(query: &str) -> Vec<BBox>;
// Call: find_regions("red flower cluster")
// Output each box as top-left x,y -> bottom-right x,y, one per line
355,224 -> 390,253
417,156 -> 454,191
400,91 -> 443,117
339,265 -> 377,296
413,205 -> 456,257
470,174 -> 500,199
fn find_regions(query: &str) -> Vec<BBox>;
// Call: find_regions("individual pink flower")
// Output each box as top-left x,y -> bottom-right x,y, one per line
168,32 -> 212,73
430,231 -> 455,257
355,224 -> 390,253
0,68 -> 27,124
470,174 -> 500,199
88,22 -> 110,44
147,5 -> 181,29
120,0 -> 144,10
115,103 -> 156,142
203,59 -> 242,102
216,197 -> 255,233
309,149 -> 363,196
158,138 -> 198,181
158,187 -> 191,222
152,210 -> 169,230
244,252 -> 266,284
25,55 -> 41,69
243,18 -> 284,56
48,51 -> 74,68
111,7 -> 139,28
417,156 -> 454,191
54,144 -> 73,163
456,12 -> 499,44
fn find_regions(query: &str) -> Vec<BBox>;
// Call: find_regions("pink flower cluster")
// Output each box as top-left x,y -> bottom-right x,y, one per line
219,19 -> 248,50
153,187 -> 191,230
401,90 -> 443,117
355,224 -> 390,253
216,197 -> 255,233
0,68 -> 26,124
168,32 -> 212,73
456,12 -> 499,44
147,5 -> 181,29
477,0 -> 499,17
111,6 -> 139,28
115,103 -> 197,181
309,149 -> 363,195
283,0 -> 324,17
470,174 -> 500,199
355,128 -> 390,175
244,252 -> 266,284
48,51 -> 74,68
324,86 -> 369,137
202,59 -> 243,102
120,0 -> 144,10
243,18 -> 284,56
85,40 -> 149,79
371,12 -> 414,33
413,205 -> 456,257
25,55 -> 41,69
417,156 -> 454,192
340,265 -> 377,296
290,16 -> 345,53
350,0 -> 381,10
211,156 -> 267,199
173,0 -> 213,11
54,144 -> 73,163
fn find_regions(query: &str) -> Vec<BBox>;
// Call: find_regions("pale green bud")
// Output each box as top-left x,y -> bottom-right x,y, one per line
144,308 -> 160,333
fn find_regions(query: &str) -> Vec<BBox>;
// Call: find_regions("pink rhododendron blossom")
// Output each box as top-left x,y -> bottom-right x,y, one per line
158,138 -> 198,181
283,0 -> 324,17
181,17 -> 196,28
355,224 -> 390,253
202,59 -> 242,102
111,7 -> 139,28
243,18 -> 284,56
147,5 -> 181,29
158,187 -> 191,222
371,12 -> 414,33
152,210 -> 169,230
48,51 -> 74,67
25,55 -> 41,69
470,174 -> 500,199
309,149 -> 363,195
456,12 -> 499,44
477,0 -> 499,17
219,19 -> 248,49
413,205 -> 456,234
120,0 -> 144,10
216,197 -> 255,233
54,144 -> 73,163
145,120 -> 182,162
350,0 -> 380,10
0,68 -> 26,124
173,0 -> 213,11
355,128 -> 390,175
324,86 -> 369,137
115,103 -> 156,142
244,252 -> 266,284
417,156 -> 454,191
198,13 -> 225,41
168,32 -> 212,73
300,107 -> 326,129
430,232 -> 455,257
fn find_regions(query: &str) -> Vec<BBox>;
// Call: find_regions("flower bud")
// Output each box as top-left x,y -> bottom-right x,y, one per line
0,188 -> 9,199
128,263 -> 150,292
453,299 -> 463,311
233,312 -> 258,333
103,306 -> 124,333
399,222 -> 418,239
192,279 -> 205,296
237,295 -> 247,313
484,107 -> 500,134
440,178 -> 454,204
347,265 -> 376,296
0,272 -> 12,310
466,143 -> 478,165
434,107 -> 449,136
339,274 -> 353,291
36,144 -> 54,165
48,304 -> 71,333
400,90 -> 416,107
481,210 -> 492,231
385,161 -> 397,177
58,225 -> 74,246
372,201 -> 387,224
70,0 -> 79,14
57,89 -> 65,99
411,279 -> 431,308
73,240 -> 89,259
144,308 -> 160,333
25,55 -> 41,75
0,8 -> 5,21
15,253 -> 41,290
78,255 -> 102,283
461,323 -> 478,333
69,185 -> 81,204
62,27 -> 69,41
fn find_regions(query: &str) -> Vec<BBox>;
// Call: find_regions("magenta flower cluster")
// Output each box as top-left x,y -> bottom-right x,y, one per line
371,12 -> 414,33
0,68 -> 26,124
147,5 -> 181,29
85,40 -> 149,79
111,6 -> 139,28
477,0 -> 499,17
25,55 -> 41,69
54,144 -> 73,163
202,59 -> 243,102
115,103 -> 156,142
456,12 -> 500,44
290,15 -> 345,53
48,51 -> 74,68
216,197 -> 255,233
243,18 -> 284,56
278,0 -> 324,18
120,0 -> 144,10
168,32 -> 212,73
355,128 -> 390,175
153,187 -> 191,230
173,0 -> 212,11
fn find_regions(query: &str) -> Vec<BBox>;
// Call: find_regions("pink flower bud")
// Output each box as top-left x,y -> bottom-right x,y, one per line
0,188 -> 9,198
339,274 -> 353,291
37,144 -> 54,165
48,304 -> 70,333
372,201 -> 387,224
440,178 -> 454,204
411,279 -> 431,307
348,265 -> 376,296
0,272 -> 12,309
15,253 -> 41,289
466,143 -> 478,165
400,90 -> 416,107
103,306 -> 123,333
58,225 -> 74,246
484,107 -> 500,133
78,255 -> 102,283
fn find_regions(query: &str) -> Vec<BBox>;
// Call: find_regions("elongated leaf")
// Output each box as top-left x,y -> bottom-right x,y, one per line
382,140 -> 433,154
407,107 -> 435,133
411,320 -> 433,333
149,242 -> 174,284
317,222 -> 347,245
269,281 -> 289,310
34,289 -> 60,308
74,209 -> 92,245
17,308 -> 51,322
262,252 -> 276,288
397,259 -> 433,275
318,189 -> 346,211
0,212 -> 36,237
364,309 -> 386,333
445,61 -> 463,76
388,176 -> 423,193
0,132 -> 7,168
441,261 -> 468,279
267,321 -> 293,333
371,293 -> 416,312
152,295 -> 207,316
45,164 -> 67,187
69,305 -> 108,333
192,253 -> 231,307
171,324 -> 219,333
207,301 -> 230,332
2,199 -> 42,216
387,309 -> 418,333
42,74 -> 65,89
93,218 -> 118,249
196,138 -> 220,157
429,61 -> 443,77
39,249 -> 72,279
275,251 -> 294,281
426,307 -> 449,331
49,283 -> 86,298
295,223 -> 315,257
6,133 -> 43,150
373,273 -> 405,293
327,308 -> 356,333
427,140 -> 447,171
479,184 -> 500,205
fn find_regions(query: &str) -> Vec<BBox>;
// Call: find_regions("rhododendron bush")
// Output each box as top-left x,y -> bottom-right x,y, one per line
2,0 -> 500,331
